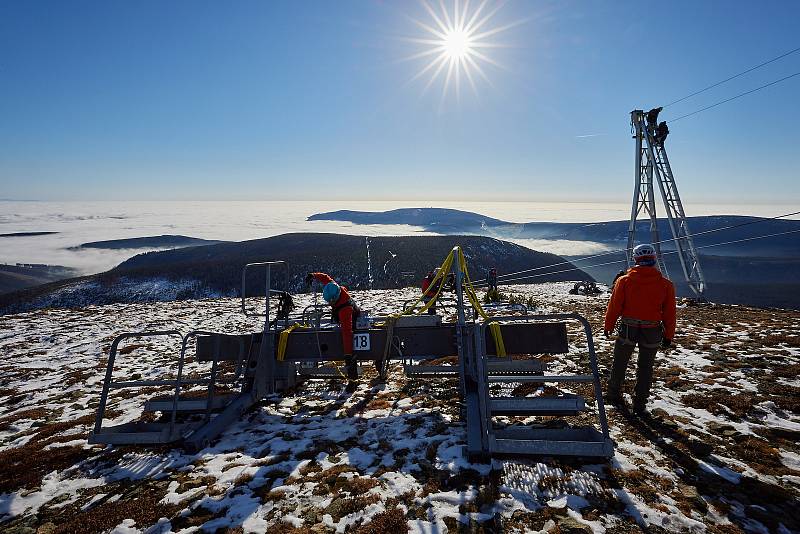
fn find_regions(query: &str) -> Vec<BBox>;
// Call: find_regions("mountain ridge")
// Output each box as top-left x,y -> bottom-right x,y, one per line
0,233 -> 591,314
309,208 -> 800,257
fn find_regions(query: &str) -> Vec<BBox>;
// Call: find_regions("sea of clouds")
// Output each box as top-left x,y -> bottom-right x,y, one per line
1,200 -> 792,275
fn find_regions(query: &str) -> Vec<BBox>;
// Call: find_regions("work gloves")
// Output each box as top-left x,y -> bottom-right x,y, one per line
661,338 -> 672,349
304,272 -> 314,287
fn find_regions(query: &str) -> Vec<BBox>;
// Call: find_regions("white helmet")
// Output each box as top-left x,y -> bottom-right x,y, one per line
633,244 -> 657,265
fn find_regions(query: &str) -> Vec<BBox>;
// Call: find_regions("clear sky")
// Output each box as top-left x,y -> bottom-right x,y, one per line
1,0 -> 798,203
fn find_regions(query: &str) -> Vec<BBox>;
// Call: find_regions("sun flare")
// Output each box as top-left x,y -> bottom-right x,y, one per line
402,0 -> 522,103
443,29 -> 471,59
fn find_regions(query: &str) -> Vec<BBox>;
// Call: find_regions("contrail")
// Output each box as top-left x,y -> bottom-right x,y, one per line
575,133 -> 605,138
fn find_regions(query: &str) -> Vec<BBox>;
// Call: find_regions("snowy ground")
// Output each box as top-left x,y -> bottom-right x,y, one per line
0,283 -> 799,533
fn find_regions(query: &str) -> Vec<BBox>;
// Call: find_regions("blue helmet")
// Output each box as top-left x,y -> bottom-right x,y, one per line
322,282 -> 341,303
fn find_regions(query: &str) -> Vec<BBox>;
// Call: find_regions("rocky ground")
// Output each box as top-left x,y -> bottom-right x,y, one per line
0,283 -> 798,533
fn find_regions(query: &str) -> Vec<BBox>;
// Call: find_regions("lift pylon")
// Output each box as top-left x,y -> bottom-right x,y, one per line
629,109 -> 707,298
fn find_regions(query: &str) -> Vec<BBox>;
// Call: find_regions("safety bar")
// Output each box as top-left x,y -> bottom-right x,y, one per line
182,330 -> 246,421
94,329 -> 249,436
476,313 -> 610,440
94,331 -> 183,435
402,296 -> 459,314
241,261 -> 288,317
301,304 -> 329,328
481,302 -> 529,315
184,330 -> 247,385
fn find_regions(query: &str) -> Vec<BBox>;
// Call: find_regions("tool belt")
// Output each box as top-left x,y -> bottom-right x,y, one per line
332,298 -> 360,327
617,318 -> 663,348
621,317 -> 661,328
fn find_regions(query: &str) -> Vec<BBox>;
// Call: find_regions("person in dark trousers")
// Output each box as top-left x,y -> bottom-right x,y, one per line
646,107 -> 662,136
604,244 -> 676,414
611,269 -> 626,289
421,269 -> 440,315
305,272 -> 361,380
487,268 -> 498,292
656,121 -> 669,146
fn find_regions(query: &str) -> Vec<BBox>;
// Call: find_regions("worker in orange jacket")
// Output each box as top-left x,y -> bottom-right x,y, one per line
604,244 -> 676,414
305,272 -> 361,380
421,269 -> 440,315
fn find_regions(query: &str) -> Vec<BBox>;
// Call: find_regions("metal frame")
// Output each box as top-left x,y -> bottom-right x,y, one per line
89,250 -> 614,458
481,302 -> 529,315
241,261 -> 290,317
90,329 -> 246,446
629,110 -> 707,298
301,303 -> 328,328
402,295 -> 459,314
464,313 -> 613,459
240,261 -> 286,396
90,261 -> 286,449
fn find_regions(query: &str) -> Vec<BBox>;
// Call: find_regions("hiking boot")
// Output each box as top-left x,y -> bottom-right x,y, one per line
346,361 -> 359,380
606,394 -> 623,407
345,381 -> 358,393
632,403 -> 648,417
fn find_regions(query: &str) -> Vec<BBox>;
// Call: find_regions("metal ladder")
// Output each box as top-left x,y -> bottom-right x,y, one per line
629,109 -> 707,298
426,246 -> 614,459
461,314 -> 613,459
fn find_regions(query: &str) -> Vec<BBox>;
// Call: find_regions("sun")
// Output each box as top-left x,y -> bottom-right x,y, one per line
401,0 -> 523,103
443,29 -> 471,60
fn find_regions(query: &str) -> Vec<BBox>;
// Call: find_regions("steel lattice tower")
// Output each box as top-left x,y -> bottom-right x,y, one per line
628,109 -> 707,298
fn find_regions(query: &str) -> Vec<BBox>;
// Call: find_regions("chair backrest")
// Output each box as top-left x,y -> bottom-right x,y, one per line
196,321 -> 569,363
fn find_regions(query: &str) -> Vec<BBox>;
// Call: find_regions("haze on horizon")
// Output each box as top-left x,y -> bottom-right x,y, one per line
1,1 -> 799,205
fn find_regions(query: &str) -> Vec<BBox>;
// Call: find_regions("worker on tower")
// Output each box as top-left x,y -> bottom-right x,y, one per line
603,244 -> 676,414
646,107 -> 662,136
656,121 -> 670,146
305,272 -> 361,380
421,268 -> 441,315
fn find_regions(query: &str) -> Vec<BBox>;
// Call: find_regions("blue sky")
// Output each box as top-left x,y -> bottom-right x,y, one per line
1,0 -> 798,203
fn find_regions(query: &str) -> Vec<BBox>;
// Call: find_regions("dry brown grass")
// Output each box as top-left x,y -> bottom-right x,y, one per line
233,472 -> 254,486
757,381 -> 800,413
334,476 -> 379,494
354,507 -> 408,534
52,484 -> 178,534
728,437 -> 791,476
681,391 -> 760,418
772,363 -> 800,378
168,505 -> 219,531
0,443 -> 86,494
606,468 -> 672,504
365,398 -> 392,410
265,524 -> 313,534
0,407 -> 49,427
117,343 -> 147,355
760,334 -> 800,348
324,494 -> 381,521
0,412 -> 119,493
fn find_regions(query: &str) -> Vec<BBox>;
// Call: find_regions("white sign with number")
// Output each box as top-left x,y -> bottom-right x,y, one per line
353,333 -> 371,351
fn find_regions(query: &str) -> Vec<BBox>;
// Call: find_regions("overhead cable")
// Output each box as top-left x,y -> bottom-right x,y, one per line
474,227 -> 800,287
474,209 -> 800,284
664,45 -> 800,108
669,71 -> 800,123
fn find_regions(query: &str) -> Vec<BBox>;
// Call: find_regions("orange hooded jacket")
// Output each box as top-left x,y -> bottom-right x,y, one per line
604,266 -> 676,339
311,272 -> 356,355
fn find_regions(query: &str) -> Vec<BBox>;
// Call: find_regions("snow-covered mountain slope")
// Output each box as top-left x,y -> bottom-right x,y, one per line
0,284 -> 798,533
0,234 -> 592,315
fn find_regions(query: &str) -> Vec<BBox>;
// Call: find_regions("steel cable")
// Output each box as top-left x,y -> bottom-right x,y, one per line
663,46 -> 800,108
473,209 -> 800,284
668,71 -> 800,123
473,227 -> 800,288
